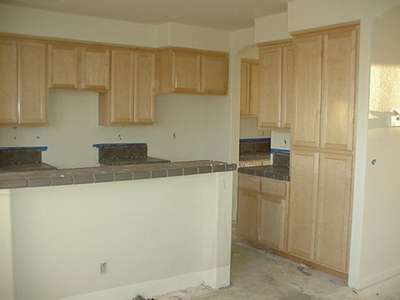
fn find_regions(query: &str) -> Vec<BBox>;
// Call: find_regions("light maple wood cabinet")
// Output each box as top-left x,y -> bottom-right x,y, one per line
0,38 -> 47,126
287,149 -> 319,260
240,59 -> 259,117
48,44 -> 110,91
237,174 -> 290,252
0,39 -> 18,124
293,27 -> 357,151
99,49 -> 155,125
156,48 -> 228,95
315,152 -> 352,273
258,41 -> 294,129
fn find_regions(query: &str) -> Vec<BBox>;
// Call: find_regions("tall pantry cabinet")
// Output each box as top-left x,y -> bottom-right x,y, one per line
288,25 -> 358,275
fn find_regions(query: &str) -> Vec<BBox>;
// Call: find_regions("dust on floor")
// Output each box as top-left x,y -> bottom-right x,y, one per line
157,242 -> 400,300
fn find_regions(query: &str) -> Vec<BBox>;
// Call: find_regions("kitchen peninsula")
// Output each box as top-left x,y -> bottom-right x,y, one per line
0,156 -> 236,300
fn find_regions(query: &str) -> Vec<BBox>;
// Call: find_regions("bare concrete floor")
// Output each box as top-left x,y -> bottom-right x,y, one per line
159,242 -> 400,300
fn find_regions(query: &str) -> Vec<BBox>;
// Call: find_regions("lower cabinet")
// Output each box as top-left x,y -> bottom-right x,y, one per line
287,149 -> 353,274
237,174 -> 289,252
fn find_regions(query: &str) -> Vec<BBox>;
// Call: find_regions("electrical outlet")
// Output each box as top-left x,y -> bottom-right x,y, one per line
100,262 -> 107,274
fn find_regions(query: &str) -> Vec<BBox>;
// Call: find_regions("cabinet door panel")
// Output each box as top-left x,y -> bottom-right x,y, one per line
81,47 -> 110,91
18,41 -> 47,124
315,153 -> 352,272
240,61 -> 250,116
237,189 -> 259,243
249,63 -> 259,116
282,45 -> 295,128
48,44 -> 79,89
258,194 -> 288,251
0,39 -> 18,124
288,149 -> 319,260
293,35 -> 322,148
201,55 -> 228,95
172,51 -> 201,93
134,52 -> 155,123
321,29 -> 357,151
258,47 -> 282,128
110,49 -> 134,123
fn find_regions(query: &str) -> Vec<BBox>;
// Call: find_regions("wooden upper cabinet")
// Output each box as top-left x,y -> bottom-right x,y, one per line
0,39 -> 18,125
292,35 -> 323,148
99,49 -> 156,126
288,149 -> 319,260
48,44 -> 79,89
315,152 -> 352,273
258,46 -> 282,128
201,54 -> 228,95
80,47 -> 110,91
172,51 -> 201,93
321,28 -> 357,152
18,41 -> 47,124
281,45 -> 295,128
134,51 -> 155,123
109,49 -> 134,124
156,48 -> 229,95
240,59 -> 259,117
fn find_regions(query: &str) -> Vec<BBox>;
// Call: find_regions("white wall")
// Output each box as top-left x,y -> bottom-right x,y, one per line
0,190 -> 14,300
271,130 -> 291,151
0,4 -> 232,167
8,173 -> 232,300
358,6 -> 400,288
254,12 -> 290,44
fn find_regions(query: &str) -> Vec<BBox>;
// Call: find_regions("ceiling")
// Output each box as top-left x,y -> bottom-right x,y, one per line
0,0 -> 289,30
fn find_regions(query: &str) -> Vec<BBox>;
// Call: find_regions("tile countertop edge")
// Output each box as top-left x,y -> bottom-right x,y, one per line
0,160 -> 237,190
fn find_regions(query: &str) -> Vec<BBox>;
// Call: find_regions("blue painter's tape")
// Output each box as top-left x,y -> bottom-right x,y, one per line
93,143 -> 146,149
0,146 -> 48,152
271,148 -> 290,154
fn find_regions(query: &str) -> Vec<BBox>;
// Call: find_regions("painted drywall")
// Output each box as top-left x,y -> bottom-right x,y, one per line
0,92 -> 230,168
0,3 -> 157,47
240,118 -> 270,138
254,12 -> 290,44
7,172 -> 232,300
0,4 -> 232,168
0,191 -> 14,300
157,22 -> 230,51
271,129 -> 291,151
358,6 -> 400,288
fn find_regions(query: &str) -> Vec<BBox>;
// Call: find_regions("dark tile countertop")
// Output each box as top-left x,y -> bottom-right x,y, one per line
239,154 -> 271,162
101,157 -> 171,166
238,165 -> 290,182
0,163 -> 57,173
0,160 -> 236,189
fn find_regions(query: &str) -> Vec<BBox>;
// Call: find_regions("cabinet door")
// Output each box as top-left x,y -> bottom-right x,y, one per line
237,189 -> 259,243
48,44 -> 79,89
258,47 -> 282,128
0,39 -> 18,125
292,35 -> 323,148
282,45 -> 295,128
80,47 -> 110,91
258,194 -> 288,251
321,29 -> 357,152
201,54 -> 228,95
172,51 -> 201,93
288,149 -> 319,260
18,41 -> 47,124
315,153 -> 352,272
109,49 -> 134,123
134,51 -> 155,123
249,63 -> 259,116
240,61 -> 250,116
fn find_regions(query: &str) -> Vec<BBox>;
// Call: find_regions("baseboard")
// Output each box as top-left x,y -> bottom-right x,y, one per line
59,267 -> 230,300
358,265 -> 400,290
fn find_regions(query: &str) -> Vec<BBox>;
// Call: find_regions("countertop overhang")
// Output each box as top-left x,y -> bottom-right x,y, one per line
0,160 -> 237,189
